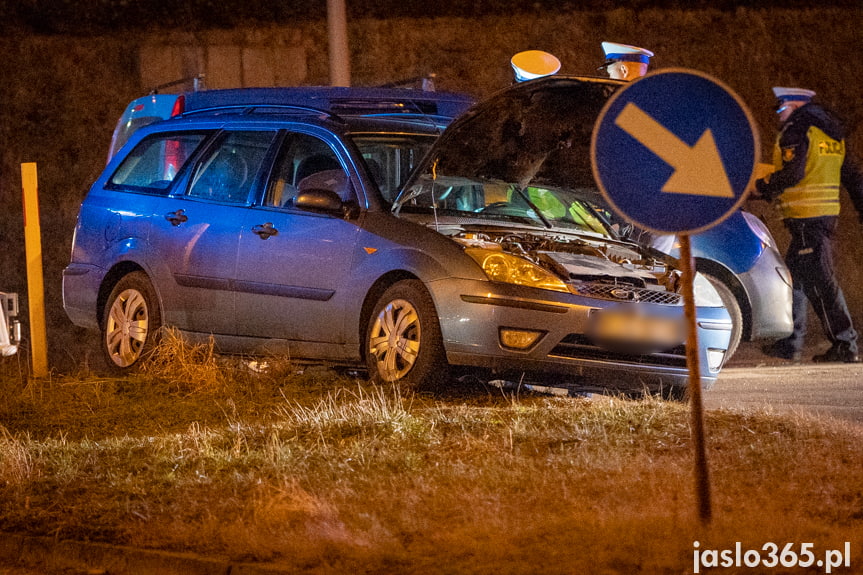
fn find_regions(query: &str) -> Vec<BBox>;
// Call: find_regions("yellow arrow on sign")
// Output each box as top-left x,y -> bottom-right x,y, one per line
614,102 -> 734,198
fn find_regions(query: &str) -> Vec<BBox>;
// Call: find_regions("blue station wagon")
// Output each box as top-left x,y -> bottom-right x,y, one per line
63,78 -> 733,397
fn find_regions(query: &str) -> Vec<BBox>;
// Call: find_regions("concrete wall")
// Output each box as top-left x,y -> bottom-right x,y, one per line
138,29 -> 313,91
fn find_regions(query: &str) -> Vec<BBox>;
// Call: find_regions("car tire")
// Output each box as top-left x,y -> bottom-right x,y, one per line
702,272 -> 742,364
365,279 -> 448,389
102,271 -> 161,371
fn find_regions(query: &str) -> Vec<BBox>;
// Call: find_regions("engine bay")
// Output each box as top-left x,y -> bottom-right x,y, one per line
450,228 -> 682,296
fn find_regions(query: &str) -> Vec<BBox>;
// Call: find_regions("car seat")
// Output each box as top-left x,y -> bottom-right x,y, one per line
295,154 -> 341,185
293,154 -> 351,202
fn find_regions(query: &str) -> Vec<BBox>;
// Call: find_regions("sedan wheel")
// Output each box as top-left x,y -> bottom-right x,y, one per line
102,272 -> 161,370
366,280 -> 447,388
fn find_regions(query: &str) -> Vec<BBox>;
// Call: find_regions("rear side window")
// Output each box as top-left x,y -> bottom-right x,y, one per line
109,132 -> 209,194
188,131 -> 278,204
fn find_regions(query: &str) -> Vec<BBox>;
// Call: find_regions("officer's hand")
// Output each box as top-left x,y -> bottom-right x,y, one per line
752,179 -> 772,202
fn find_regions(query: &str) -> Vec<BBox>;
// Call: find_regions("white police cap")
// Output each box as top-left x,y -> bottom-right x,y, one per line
511,50 -> 561,82
598,42 -> 654,69
772,87 -> 816,102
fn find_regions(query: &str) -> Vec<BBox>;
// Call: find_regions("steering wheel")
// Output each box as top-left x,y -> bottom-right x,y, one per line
478,201 -> 511,213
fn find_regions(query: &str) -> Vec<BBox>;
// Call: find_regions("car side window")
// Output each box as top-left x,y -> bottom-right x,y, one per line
353,135 -> 435,204
108,132 -> 209,194
188,131 -> 277,204
264,133 -> 351,208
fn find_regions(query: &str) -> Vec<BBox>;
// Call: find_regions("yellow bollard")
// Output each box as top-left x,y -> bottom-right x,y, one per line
21,163 -> 49,378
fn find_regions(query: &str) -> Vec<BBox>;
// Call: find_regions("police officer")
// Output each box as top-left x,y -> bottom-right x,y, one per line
510,50 -> 561,83
757,87 -> 863,363
597,41 -> 653,81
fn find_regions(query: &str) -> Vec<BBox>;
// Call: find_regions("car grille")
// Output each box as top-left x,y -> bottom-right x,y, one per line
549,334 -> 688,367
571,282 -> 683,305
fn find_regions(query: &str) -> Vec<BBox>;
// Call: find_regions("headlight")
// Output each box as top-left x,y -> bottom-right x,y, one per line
741,211 -> 776,249
464,248 -> 570,293
692,272 -> 724,307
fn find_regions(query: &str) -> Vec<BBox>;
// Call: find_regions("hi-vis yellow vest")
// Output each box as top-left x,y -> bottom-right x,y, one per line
774,126 -> 844,219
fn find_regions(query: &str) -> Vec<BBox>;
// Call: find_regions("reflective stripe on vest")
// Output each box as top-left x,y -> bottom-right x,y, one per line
776,126 -> 845,219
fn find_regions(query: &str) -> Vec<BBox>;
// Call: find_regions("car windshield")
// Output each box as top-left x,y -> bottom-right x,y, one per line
394,174 -> 613,235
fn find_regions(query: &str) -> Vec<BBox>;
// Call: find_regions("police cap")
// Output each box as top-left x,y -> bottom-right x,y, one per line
597,42 -> 654,70
772,86 -> 816,102
511,50 -> 562,82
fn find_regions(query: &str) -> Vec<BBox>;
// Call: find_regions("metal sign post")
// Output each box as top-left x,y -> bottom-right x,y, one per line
591,69 -> 759,524
679,234 -> 712,523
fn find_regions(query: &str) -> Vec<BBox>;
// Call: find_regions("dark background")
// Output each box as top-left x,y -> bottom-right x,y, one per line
3,0 -> 860,34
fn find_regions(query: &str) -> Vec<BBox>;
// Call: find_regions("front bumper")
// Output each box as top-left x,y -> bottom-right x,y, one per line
431,278 -> 732,393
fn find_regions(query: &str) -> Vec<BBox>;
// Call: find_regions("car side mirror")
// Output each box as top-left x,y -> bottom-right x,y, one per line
295,188 -> 343,212
294,189 -> 358,219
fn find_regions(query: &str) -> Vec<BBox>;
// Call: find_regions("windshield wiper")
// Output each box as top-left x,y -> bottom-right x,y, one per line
512,186 -> 552,229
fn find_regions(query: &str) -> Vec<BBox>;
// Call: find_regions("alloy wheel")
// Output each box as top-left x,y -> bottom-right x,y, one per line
105,288 -> 150,368
368,298 -> 421,382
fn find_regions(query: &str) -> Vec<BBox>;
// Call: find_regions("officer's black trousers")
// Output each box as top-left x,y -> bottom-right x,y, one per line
784,216 -> 858,353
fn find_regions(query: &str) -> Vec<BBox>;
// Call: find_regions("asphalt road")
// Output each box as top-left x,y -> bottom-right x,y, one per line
705,341 -> 863,424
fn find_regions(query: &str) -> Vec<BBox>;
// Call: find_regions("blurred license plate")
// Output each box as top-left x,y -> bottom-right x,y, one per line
588,309 -> 685,350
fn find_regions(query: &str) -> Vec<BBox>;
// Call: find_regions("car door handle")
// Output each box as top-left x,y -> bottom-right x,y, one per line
252,222 -> 279,239
165,209 -> 188,226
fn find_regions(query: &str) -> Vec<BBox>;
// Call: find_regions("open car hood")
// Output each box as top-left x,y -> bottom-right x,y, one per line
387,77 -> 728,355
396,76 -> 624,207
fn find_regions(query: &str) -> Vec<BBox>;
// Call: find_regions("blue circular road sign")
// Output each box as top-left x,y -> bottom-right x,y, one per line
591,68 -> 759,234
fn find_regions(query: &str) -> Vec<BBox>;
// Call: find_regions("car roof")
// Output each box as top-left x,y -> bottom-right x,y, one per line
134,104 -> 459,139
178,86 -> 475,119
118,86 -> 476,141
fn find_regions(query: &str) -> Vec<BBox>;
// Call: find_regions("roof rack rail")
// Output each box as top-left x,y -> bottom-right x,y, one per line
149,74 -> 206,96
180,102 -> 338,120
377,73 -> 437,92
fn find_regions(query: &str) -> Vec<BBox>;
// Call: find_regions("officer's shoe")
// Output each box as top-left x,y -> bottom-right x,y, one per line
812,343 -> 861,363
761,339 -> 802,361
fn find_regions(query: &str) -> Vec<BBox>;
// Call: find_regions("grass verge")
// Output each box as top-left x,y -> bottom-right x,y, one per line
0,333 -> 861,573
